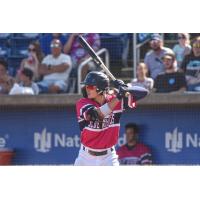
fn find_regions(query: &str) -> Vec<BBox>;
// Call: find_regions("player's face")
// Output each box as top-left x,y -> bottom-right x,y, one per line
126,128 -> 137,143
86,85 -> 98,99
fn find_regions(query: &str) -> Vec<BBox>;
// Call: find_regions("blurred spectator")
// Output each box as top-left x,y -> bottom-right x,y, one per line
128,62 -> 154,91
18,41 -> 44,81
154,53 -> 186,93
144,33 -> 174,79
117,123 -> 153,165
0,59 -> 15,94
180,36 -> 200,91
63,33 -> 100,80
10,68 -> 39,95
173,33 -> 191,68
39,33 -> 67,55
37,39 -> 72,94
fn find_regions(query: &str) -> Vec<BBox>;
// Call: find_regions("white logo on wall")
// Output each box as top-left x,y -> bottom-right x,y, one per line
34,128 -> 80,153
165,127 -> 200,153
0,134 -> 9,148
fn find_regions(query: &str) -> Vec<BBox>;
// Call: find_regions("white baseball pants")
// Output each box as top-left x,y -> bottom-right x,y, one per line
74,145 -> 119,166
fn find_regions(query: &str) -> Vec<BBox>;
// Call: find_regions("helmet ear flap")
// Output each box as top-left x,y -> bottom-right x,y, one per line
81,86 -> 88,98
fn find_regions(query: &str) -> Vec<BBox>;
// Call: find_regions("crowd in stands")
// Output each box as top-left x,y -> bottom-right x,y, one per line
0,33 -> 199,95
129,33 -> 200,93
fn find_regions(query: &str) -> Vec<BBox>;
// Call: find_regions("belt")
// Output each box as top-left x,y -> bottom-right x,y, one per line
82,146 -> 114,156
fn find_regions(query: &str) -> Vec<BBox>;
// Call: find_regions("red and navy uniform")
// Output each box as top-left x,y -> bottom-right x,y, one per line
76,95 -> 136,149
117,143 -> 153,165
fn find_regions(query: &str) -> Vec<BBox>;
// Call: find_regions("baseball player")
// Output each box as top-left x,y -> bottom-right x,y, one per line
117,123 -> 153,165
74,71 -> 148,166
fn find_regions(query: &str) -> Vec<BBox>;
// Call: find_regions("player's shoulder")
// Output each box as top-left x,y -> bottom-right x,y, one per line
76,98 -> 93,106
117,144 -> 127,152
136,143 -> 151,153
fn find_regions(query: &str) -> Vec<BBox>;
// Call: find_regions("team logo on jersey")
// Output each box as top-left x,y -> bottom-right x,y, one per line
34,128 -> 80,153
88,113 -> 116,130
165,127 -> 200,153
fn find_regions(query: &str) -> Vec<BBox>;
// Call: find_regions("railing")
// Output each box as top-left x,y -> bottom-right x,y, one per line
133,34 -> 151,78
77,48 -> 109,94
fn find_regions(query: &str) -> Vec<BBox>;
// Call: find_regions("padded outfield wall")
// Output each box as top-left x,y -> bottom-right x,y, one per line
0,93 -> 200,165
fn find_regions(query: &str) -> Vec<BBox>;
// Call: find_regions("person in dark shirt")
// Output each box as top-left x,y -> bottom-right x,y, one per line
154,53 -> 186,93
181,36 -> 200,91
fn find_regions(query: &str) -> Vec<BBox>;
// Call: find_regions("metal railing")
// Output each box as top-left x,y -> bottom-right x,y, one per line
77,48 -> 109,94
133,34 -> 151,78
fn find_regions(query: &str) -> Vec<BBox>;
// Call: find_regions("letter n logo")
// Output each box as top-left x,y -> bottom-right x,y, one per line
34,128 -> 51,153
165,128 -> 183,153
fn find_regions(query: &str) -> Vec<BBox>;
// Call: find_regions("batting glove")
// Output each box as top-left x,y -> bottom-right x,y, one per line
85,107 -> 99,121
112,79 -> 126,88
116,85 -> 128,100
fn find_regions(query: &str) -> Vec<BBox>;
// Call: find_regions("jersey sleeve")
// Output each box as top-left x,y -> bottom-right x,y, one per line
116,85 -> 148,110
139,146 -> 153,165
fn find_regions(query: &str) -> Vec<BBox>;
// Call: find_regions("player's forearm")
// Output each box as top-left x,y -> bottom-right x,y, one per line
97,98 -> 120,118
107,97 -> 120,110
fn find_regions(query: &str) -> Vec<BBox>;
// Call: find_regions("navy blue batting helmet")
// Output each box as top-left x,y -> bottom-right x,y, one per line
81,71 -> 109,92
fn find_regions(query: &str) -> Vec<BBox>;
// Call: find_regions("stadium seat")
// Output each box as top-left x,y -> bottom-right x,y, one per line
7,55 -> 26,76
10,36 -> 38,56
0,34 -> 10,57
99,34 -> 130,77
100,33 -> 130,67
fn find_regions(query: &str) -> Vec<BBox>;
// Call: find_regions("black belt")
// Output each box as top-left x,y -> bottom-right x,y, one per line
83,146 -> 114,156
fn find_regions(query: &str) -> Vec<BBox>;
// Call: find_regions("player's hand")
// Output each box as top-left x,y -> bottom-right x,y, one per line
85,107 -> 99,121
112,79 -> 126,88
116,85 -> 128,100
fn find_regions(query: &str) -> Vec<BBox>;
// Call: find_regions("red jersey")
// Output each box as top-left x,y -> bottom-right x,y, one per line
117,143 -> 153,165
76,95 -> 135,149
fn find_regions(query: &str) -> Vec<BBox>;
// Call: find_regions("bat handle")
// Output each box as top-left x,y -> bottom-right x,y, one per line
100,63 -> 116,81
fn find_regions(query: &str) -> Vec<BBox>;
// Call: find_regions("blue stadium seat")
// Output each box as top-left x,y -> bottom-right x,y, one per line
137,33 -> 151,43
10,36 -> 37,56
7,55 -> 26,76
100,33 -> 130,67
0,34 -> 10,57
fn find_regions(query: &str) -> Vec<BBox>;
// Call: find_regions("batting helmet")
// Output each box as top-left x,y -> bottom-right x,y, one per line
81,71 -> 109,91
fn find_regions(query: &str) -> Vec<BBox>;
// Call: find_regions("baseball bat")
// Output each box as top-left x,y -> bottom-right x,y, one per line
78,35 -> 116,81
78,35 -> 149,99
